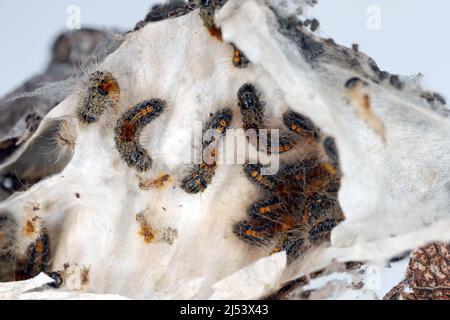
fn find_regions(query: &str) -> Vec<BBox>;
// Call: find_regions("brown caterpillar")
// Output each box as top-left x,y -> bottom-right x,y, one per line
180,108 -> 233,194
114,99 -> 167,172
77,71 -> 120,124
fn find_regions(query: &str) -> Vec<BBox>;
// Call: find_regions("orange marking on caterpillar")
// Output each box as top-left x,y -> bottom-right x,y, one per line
244,229 -> 258,238
232,44 -> 249,68
324,162 -> 338,176
208,26 -> 222,41
272,145 -> 293,153
259,204 -> 277,215
35,239 -> 44,254
24,220 -> 35,235
234,49 -> 240,64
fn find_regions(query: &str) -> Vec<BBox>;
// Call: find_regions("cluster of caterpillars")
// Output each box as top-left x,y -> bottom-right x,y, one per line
0,3 -> 344,284
177,81 -> 344,263
234,83 -> 344,263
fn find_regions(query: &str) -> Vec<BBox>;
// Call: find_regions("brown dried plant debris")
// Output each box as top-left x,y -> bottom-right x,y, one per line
139,174 -> 172,191
384,242 -> 450,300
265,261 -> 364,300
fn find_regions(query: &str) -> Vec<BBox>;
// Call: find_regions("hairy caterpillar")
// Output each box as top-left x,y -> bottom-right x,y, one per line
114,99 -> 167,172
282,110 -> 319,141
77,71 -> 120,124
237,83 -> 264,133
180,108 -> 233,194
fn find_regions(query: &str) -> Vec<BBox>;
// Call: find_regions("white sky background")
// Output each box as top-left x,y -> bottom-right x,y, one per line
0,0 -> 448,98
